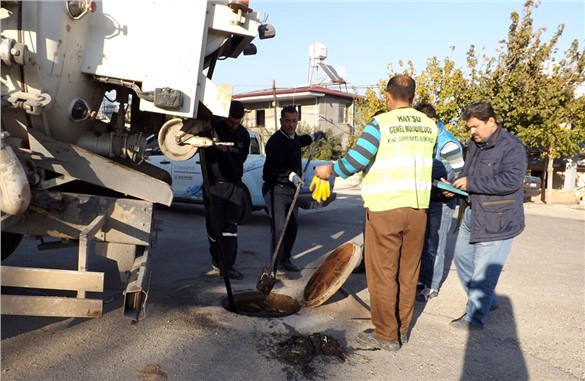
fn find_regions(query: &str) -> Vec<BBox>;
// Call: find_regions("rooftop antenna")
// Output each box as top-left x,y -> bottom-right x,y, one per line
308,42 -> 328,85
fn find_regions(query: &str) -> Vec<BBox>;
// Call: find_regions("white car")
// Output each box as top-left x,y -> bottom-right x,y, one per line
145,131 -> 336,223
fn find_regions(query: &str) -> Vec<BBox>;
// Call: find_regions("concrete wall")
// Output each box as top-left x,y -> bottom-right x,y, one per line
239,95 -> 354,136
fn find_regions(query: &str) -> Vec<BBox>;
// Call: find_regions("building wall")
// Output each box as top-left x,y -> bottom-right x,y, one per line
240,95 -> 354,137
317,96 -> 353,136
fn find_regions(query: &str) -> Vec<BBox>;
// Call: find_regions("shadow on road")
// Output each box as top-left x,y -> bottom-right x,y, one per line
462,295 -> 528,380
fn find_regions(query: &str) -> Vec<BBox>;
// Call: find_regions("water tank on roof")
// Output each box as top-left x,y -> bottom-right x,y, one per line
309,43 -> 327,61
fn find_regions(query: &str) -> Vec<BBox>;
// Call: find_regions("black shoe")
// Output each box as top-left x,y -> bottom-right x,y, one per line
416,283 -> 427,292
416,287 -> 439,302
279,260 -> 300,272
352,262 -> 365,274
220,268 -> 244,280
449,315 -> 482,331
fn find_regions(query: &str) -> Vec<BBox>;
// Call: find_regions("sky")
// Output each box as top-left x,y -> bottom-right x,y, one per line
212,0 -> 585,95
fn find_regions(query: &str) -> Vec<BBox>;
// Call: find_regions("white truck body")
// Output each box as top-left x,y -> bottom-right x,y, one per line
0,0 -> 274,320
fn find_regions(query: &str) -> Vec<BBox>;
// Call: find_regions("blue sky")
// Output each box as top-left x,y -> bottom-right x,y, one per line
212,0 -> 585,95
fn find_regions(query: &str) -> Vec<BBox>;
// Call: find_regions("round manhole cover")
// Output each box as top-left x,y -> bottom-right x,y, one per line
303,241 -> 361,307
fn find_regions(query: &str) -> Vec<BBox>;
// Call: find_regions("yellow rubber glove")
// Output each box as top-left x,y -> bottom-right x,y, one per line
310,176 -> 321,201
322,179 -> 330,201
318,179 -> 330,202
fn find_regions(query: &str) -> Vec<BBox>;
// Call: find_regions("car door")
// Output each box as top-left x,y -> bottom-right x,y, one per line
145,136 -> 204,202
170,152 -> 204,202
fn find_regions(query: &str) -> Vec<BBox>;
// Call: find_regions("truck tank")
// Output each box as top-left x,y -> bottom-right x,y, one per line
0,0 -> 275,320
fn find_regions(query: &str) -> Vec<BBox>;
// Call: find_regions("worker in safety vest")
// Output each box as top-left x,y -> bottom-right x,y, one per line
314,74 -> 438,351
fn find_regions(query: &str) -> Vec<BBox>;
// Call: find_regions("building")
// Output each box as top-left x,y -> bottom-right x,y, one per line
233,85 -> 360,138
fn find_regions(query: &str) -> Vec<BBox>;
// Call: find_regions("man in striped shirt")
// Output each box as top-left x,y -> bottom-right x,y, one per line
414,102 -> 464,302
315,74 -> 438,351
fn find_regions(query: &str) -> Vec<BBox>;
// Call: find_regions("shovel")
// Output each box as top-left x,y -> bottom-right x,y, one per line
256,136 -> 322,295
256,181 -> 303,295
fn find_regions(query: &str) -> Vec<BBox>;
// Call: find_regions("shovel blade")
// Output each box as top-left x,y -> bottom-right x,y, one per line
256,267 -> 278,295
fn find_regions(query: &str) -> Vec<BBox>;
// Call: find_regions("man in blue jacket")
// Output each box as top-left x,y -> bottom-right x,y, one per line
414,102 -> 464,302
449,102 -> 527,330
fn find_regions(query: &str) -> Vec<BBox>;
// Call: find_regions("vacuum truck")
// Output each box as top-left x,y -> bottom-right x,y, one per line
0,0 -> 275,320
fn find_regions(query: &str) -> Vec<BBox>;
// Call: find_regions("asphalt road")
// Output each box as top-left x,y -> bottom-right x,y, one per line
1,180 -> 584,381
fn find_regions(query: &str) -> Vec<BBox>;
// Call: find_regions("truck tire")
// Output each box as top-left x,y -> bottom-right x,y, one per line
1,232 -> 23,261
239,188 -> 253,225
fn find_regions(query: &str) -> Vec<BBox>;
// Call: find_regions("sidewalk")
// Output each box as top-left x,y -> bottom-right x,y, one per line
335,174 -> 585,221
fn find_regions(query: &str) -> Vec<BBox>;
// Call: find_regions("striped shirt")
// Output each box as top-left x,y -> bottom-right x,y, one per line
333,119 -> 381,178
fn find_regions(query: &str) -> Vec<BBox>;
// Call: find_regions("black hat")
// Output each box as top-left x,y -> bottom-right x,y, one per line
230,100 -> 245,119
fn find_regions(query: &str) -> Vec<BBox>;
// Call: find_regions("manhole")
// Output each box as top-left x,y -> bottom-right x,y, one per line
221,291 -> 301,318
221,241 -> 360,317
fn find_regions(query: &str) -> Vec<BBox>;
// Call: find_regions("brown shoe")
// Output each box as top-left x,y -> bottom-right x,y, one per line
356,331 -> 400,351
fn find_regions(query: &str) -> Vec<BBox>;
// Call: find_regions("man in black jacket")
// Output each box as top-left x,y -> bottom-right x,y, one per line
262,105 -> 325,272
203,100 -> 250,280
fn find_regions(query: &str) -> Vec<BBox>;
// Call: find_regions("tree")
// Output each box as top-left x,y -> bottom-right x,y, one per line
356,0 -> 584,204
475,0 -> 585,203
352,80 -> 386,130
413,56 -> 474,142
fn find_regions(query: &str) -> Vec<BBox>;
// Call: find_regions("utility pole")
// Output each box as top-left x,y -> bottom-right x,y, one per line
272,79 -> 278,133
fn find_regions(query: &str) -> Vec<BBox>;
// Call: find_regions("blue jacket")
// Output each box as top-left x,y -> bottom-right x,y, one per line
462,124 -> 527,243
432,121 -> 463,205
435,121 -> 462,182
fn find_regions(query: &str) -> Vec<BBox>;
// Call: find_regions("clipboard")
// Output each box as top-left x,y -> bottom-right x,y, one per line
433,179 -> 469,197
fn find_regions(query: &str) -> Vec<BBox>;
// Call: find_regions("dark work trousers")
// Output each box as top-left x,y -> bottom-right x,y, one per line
263,183 -> 297,267
203,182 -> 243,270
365,207 -> 427,343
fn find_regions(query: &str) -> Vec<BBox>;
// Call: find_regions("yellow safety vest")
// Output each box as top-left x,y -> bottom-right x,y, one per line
362,108 -> 438,211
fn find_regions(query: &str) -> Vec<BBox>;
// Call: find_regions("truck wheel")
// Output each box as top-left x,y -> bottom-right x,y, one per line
1,232 -> 23,261
239,188 -> 253,225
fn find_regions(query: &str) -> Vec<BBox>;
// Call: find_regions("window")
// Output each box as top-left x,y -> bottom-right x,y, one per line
338,104 -> 348,123
256,110 -> 265,126
250,137 -> 260,154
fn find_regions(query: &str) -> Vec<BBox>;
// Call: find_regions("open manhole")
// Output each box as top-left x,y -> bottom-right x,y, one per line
221,241 -> 361,318
221,291 -> 301,318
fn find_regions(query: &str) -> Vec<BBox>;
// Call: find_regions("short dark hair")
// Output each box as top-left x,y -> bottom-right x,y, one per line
386,74 -> 416,102
229,100 -> 245,119
281,105 -> 298,119
371,109 -> 386,118
462,102 -> 497,123
414,102 -> 437,119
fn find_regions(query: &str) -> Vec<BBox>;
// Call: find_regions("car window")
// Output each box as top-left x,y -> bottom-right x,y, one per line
250,137 -> 260,155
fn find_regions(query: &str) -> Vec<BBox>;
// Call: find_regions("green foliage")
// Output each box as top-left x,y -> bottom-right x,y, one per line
352,81 -> 386,132
354,0 -> 584,201
296,125 -> 345,161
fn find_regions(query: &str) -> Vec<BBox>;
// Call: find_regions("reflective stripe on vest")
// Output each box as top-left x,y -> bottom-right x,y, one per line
362,108 -> 437,211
